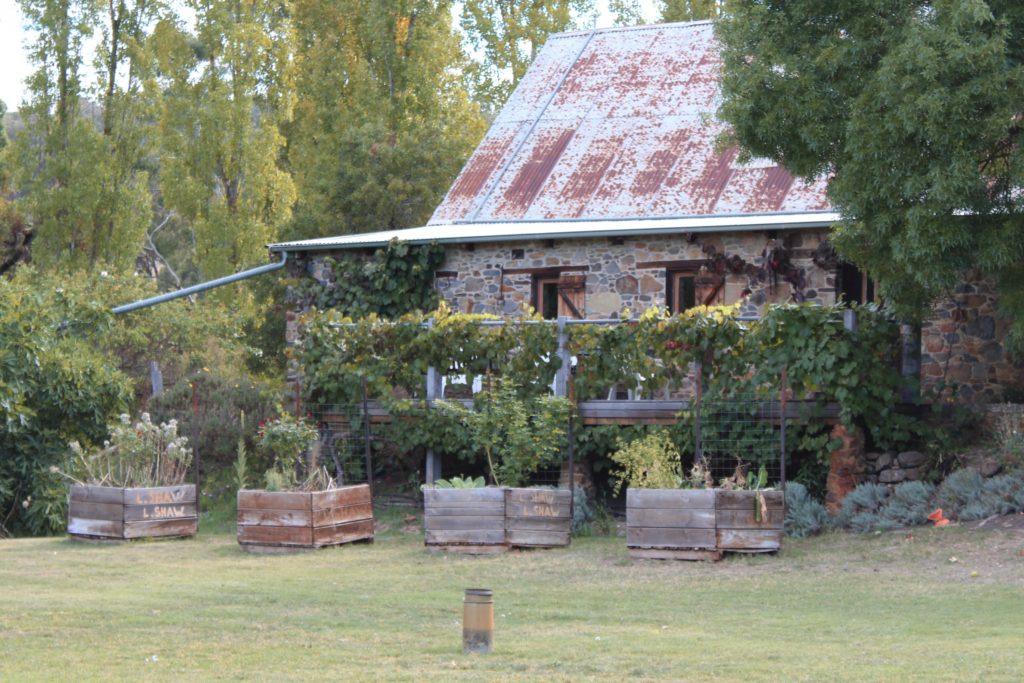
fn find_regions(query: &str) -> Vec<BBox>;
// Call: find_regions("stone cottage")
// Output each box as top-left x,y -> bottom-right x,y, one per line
271,21 -> 1023,403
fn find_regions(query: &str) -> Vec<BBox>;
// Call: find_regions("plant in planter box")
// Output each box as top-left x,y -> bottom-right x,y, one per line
427,377 -> 574,550
611,431 -> 784,558
426,475 -> 486,489
437,376 -> 571,488
611,431 -> 718,559
609,430 -> 686,494
236,411 -> 373,551
256,411 -> 326,492
62,413 -> 197,540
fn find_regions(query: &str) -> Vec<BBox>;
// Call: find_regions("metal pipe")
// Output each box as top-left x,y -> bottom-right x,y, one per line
111,251 -> 289,314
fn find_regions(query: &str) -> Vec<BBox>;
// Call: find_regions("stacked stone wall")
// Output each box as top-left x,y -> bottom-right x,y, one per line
432,229 -> 834,318
920,275 -> 1024,403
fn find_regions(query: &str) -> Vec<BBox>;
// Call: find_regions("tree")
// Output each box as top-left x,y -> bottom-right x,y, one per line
154,1 -> 295,297
660,0 -> 721,22
460,0 -> 595,113
11,0 -> 152,271
716,2 -> 1024,350
286,0 -> 485,239
609,0 -> 645,26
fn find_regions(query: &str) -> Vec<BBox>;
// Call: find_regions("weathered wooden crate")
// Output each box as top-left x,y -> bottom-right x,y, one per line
716,489 -> 784,553
237,484 -> 374,552
626,489 -> 721,561
68,484 -> 198,541
505,488 -> 572,548
423,487 -> 506,554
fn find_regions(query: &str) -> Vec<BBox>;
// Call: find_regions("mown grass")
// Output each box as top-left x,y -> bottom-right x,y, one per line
1,507 -> 1022,682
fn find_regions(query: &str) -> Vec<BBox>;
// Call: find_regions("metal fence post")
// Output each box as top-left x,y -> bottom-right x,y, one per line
554,316 -> 569,398
780,367 -> 788,489
425,318 -> 441,485
362,376 -> 373,492
694,360 -> 703,467
191,380 -> 200,516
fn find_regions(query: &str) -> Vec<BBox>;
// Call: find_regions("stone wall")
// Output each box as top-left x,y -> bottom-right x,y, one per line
432,229 -> 835,318
920,274 -> 1024,403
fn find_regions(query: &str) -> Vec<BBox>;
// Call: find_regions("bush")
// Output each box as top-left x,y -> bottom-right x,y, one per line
835,483 -> 892,532
881,481 -> 936,527
935,468 -> 985,519
571,488 -> 616,537
783,482 -> 830,538
0,275 -> 131,536
608,430 -> 683,494
958,472 -> 1024,521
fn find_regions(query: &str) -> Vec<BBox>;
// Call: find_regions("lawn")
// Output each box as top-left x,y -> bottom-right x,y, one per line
1,507 -> 1022,682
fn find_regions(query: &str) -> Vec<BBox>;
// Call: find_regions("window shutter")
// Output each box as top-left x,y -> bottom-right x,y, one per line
694,271 -> 725,306
557,274 -> 586,319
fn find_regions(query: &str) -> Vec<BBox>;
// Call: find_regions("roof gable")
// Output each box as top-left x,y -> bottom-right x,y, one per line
429,21 -> 830,226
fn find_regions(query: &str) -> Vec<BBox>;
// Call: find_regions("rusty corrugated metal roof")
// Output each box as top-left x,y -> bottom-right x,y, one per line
428,21 -> 830,226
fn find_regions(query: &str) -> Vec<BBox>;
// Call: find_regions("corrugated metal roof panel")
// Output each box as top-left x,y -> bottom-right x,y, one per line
428,21 -> 830,226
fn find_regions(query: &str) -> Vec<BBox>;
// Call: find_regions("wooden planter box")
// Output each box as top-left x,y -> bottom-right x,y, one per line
626,488 -> 720,561
505,488 -> 572,548
716,489 -> 784,553
68,484 -> 198,541
626,488 -> 785,560
237,484 -> 374,552
423,487 -> 506,554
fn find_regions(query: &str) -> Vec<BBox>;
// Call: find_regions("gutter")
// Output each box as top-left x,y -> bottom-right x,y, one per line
111,251 -> 289,314
267,212 -> 842,253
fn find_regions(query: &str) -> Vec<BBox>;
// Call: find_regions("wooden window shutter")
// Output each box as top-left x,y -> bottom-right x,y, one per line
694,271 -> 725,306
557,274 -> 586,319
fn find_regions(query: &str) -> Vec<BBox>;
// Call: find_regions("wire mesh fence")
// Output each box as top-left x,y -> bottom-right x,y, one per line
696,390 -> 784,488
307,405 -> 375,487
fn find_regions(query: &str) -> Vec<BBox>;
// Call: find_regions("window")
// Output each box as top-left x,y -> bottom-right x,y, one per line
535,276 -> 561,319
838,262 -> 875,305
533,273 -> 585,319
668,271 -> 697,314
667,268 -> 722,313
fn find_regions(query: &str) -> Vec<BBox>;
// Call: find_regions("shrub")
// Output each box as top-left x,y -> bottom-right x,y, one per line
608,430 -> 683,494
881,481 -> 936,527
960,472 -> 1024,521
0,274 -> 131,536
835,482 -> 892,532
149,372 -> 283,472
935,468 -> 985,519
783,482 -> 830,538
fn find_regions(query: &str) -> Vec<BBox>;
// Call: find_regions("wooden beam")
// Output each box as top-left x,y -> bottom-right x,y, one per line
636,259 -> 706,270
501,265 -> 589,276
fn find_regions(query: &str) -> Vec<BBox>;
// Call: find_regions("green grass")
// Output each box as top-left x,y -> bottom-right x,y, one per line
1,508 -> 1023,682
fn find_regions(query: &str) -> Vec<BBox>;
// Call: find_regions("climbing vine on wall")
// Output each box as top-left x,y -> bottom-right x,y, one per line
297,302 -> 923,466
293,239 -> 446,318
